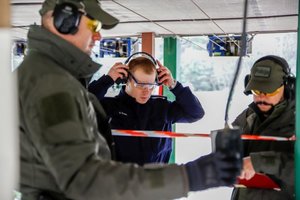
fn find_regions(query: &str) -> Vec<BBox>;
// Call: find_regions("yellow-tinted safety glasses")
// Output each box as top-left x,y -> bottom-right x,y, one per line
87,18 -> 102,33
251,86 -> 283,97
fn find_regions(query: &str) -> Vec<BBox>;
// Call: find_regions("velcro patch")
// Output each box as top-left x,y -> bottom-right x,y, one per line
39,92 -> 78,129
254,66 -> 271,78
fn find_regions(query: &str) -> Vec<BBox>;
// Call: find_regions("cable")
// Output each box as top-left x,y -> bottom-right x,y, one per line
224,0 -> 248,127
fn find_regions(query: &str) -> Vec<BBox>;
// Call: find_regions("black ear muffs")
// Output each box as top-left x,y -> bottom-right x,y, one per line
244,55 -> 295,99
243,74 -> 251,95
284,75 -> 296,100
53,2 -> 82,35
115,52 -> 159,85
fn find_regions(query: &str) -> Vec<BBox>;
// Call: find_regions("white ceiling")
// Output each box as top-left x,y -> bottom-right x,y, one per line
11,0 -> 298,40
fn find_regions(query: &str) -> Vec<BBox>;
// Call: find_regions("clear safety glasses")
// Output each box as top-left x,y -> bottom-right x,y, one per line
251,86 -> 283,97
129,72 -> 158,90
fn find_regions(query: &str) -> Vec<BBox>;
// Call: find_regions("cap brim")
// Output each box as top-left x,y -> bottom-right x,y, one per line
85,2 -> 119,30
244,79 -> 282,94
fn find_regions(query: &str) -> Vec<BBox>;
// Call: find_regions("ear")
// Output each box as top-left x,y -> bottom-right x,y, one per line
125,82 -> 132,95
125,79 -> 131,88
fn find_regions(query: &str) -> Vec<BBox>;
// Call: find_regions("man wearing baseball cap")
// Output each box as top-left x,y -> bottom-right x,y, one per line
39,0 -> 119,30
18,0 -> 241,199
231,55 -> 295,200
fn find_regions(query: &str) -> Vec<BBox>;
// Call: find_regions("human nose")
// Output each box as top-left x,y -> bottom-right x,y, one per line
255,93 -> 267,101
258,93 -> 267,97
92,32 -> 101,41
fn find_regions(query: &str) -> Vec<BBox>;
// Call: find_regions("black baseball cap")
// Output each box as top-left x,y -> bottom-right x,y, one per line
40,0 -> 119,29
244,58 -> 286,94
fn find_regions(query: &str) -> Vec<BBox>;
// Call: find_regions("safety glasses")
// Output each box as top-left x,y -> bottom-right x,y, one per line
86,17 -> 102,33
251,86 -> 283,97
129,72 -> 158,90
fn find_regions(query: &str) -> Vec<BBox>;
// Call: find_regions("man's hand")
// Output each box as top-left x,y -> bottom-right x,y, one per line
185,152 -> 241,191
107,62 -> 129,81
156,60 -> 175,88
239,156 -> 255,180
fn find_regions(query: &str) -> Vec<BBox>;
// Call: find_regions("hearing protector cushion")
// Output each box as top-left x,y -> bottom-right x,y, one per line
53,2 -> 82,34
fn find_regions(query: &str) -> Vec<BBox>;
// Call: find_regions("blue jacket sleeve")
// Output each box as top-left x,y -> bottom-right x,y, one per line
88,75 -> 114,100
167,81 -> 205,123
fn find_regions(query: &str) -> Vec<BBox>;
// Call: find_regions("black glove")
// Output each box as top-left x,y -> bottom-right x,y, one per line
185,151 -> 241,191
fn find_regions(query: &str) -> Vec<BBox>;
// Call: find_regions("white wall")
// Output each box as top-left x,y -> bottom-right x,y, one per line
0,29 -> 19,200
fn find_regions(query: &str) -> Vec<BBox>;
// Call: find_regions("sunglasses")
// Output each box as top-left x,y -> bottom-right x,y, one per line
251,86 -> 283,97
129,72 -> 158,90
86,17 -> 102,33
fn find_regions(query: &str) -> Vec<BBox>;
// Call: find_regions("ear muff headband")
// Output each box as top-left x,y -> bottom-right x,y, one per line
124,51 -> 157,66
53,2 -> 82,34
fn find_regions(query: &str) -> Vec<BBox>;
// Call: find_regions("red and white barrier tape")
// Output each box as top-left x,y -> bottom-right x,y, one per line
112,129 -> 296,141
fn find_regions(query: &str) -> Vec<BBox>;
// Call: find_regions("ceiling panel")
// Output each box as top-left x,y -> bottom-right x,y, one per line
100,1 -> 146,22
217,16 -> 297,34
100,22 -> 170,37
12,0 -> 43,3
103,0 -> 208,21
191,0 -> 297,18
12,5 -> 41,26
11,0 -> 298,40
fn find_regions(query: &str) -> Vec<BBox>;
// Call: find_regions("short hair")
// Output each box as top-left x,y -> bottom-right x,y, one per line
128,57 -> 156,74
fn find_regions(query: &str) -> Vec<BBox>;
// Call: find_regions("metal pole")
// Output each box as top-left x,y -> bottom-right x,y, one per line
0,0 -> 19,199
295,1 -> 300,199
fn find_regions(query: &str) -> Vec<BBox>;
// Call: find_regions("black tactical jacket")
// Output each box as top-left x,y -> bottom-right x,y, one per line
231,100 -> 295,200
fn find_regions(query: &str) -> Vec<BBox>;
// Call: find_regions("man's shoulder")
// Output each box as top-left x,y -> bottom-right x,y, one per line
20,52 -> 60,72
232,108 -> 253,126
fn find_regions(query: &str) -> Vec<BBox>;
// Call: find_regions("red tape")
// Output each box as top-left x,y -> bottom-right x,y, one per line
112,129 -> 295,141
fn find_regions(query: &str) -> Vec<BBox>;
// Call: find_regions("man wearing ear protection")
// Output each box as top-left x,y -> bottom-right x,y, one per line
89,55 -> 205,165
231,55 -> 295,200
18,0 -> 241,199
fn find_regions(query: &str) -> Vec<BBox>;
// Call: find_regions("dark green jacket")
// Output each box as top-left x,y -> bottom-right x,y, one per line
18,25 -> 189,200
231,100 -> 295,200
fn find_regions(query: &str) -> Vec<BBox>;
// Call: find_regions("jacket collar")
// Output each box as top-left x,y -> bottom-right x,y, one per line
27,25 -> 101,80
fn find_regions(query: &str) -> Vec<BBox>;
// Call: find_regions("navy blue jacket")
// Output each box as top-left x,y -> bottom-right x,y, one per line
89,75 -> 204,165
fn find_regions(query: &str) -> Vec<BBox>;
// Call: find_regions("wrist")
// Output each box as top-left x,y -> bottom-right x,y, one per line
169,79 -> 177,90
185,160 -> 205,191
